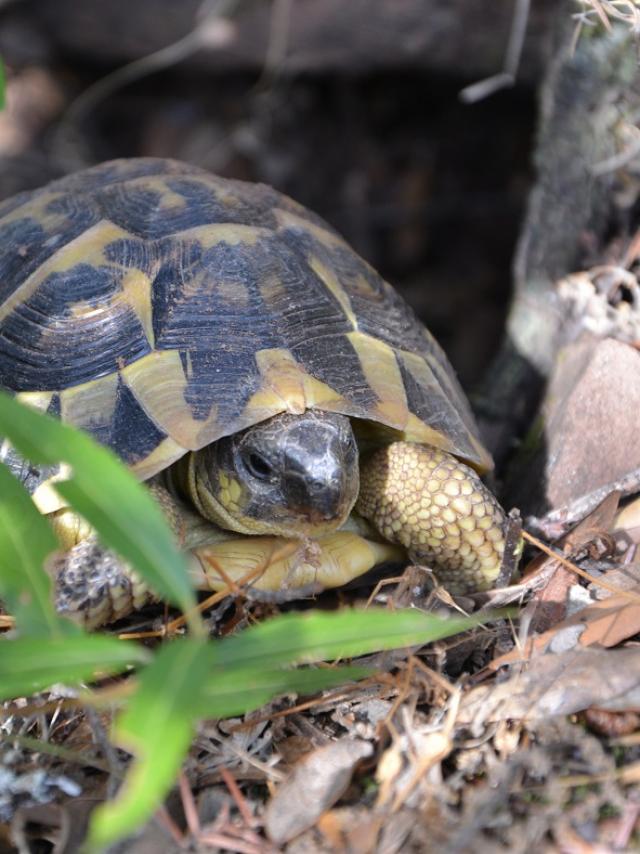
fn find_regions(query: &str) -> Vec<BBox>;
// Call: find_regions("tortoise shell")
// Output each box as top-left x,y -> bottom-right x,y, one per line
0,158 -> 490,496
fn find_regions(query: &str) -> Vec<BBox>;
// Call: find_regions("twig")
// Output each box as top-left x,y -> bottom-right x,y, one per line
522,529 -> 640,602
52,0 -> 240,169
179,771 -> 201,838
0,732 -> 114,775
220,765 -> 258,828
459,0 -> 530,103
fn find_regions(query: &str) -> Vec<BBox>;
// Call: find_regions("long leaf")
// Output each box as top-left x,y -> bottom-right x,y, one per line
193,664 -> 373,718
0,635 -> 150,700
210,608 -> 485,670
0,463 -> 65,636
89,635 -> 371,850
87,638 -> 212,850
0,392 -> 200,632
86,607 -> 488,850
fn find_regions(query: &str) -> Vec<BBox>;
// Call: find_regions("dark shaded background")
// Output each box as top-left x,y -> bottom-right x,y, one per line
0,0 -> 553,387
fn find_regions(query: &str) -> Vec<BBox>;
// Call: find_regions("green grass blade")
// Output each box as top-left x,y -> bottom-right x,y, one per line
194,664 -> 373,719
87,638 -> 212,850
0,635 -> 150,700
0,463 -> 66,637
0,392 -> 200,633
210,608 -> 485,670
88,632 -> 372,851
84,608 -> 489,849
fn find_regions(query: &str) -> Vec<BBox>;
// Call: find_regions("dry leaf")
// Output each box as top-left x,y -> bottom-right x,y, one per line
264,738 -> 372,844
489,593 -> 640,671
457,648 -> 640,731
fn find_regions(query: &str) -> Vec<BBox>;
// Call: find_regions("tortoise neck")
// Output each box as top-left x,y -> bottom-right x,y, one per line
169,449 -> 260,535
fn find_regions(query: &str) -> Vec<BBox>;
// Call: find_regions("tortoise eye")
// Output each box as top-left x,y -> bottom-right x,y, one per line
244,451 -> 273,481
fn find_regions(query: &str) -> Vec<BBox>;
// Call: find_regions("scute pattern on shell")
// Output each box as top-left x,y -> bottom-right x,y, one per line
0,158 -> 490,482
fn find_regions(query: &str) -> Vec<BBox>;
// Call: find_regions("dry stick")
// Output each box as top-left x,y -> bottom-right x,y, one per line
154,806 -> 186,847
522,529 -> 640,603
203,554 -> 246,598
365,575 -> 407,610
591,132 -> 640,176
198,798 -> 271,850
1,696 -> 85,719
390,689 -> 461,813
0,731 -> 114,774
179,771 -> 202,838
197,833 -> 264,854
381,658 -> 415,743
411,656 -> 458,697
198,728 -> 285,782
579,0 -> 614,31
1,676 -> 138,718
220,765 -> 259,828
263,0 -> 294,79
84,705 -> 124,798
226,676 -> 393,733
571,0 -> 640,47
581,0 -> 640,31
528,760 -> 640,790
53,0 -> 241,169
459,0 -> 530,102
167,540 -> 301,627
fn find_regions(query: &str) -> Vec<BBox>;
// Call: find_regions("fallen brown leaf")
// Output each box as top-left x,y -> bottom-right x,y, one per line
457,647 -> 640,731
488,593 -> 640,671
264,738 -> 373,845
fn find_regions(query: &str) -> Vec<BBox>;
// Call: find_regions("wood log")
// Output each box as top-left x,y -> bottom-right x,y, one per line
5,0 -> 555,81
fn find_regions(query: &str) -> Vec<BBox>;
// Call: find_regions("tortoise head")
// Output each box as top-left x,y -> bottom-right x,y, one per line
185,411 -> 360,538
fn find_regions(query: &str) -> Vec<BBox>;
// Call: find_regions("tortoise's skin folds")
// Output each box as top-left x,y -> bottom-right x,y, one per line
0,158 -> 489,485
0,158 -> 510,622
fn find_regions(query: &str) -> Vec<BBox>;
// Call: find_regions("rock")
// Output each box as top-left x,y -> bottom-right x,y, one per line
510,336 -> 640,524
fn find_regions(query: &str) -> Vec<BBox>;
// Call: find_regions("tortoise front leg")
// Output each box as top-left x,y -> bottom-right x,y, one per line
48,484 -> 404,628
47,481 -> 181,629
187,529 -> 403,595
50,538 -> 156,629
356,443 -> 508,594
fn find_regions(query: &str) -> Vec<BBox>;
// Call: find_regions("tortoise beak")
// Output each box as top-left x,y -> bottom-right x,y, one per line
282,418 -> 359,527
204,410 -> 360,538
285,460 -> 353,524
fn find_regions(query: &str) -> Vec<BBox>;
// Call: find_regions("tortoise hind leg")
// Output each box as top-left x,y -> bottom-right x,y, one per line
356,443 -> 508,594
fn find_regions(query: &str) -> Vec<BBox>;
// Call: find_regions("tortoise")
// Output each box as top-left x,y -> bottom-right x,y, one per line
0,158 -> 509,626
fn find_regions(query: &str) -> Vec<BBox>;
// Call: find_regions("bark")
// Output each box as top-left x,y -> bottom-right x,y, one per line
475,17 -> 638,467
